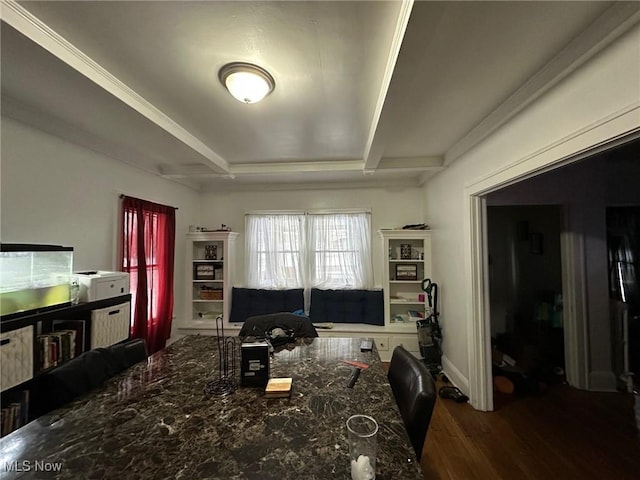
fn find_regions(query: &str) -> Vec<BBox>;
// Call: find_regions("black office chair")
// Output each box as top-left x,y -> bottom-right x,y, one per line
238,312 -> 319,338
387,345 -> 437,461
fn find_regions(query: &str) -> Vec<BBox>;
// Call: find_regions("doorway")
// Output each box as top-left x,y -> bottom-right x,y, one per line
467,135 -> 640,411
487,205 -> 565,404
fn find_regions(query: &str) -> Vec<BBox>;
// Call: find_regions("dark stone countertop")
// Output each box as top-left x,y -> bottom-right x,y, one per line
0,336 -> 422,479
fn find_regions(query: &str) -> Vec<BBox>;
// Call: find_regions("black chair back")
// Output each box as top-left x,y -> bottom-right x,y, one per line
110,338 -> 148,369
387,345 -> 437,460
31,339 -> 148,418
238,312 -> 318,338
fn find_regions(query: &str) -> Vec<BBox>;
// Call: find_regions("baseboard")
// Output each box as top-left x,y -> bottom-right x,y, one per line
441,354 -> 469,394
589,370 -> 617,392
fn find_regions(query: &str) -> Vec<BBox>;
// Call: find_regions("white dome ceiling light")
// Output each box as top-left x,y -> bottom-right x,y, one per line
219,62 -> 275,104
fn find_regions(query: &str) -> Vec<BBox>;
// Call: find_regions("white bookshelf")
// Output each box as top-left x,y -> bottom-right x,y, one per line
183,231 -> 238,330
378,229 -> 432,333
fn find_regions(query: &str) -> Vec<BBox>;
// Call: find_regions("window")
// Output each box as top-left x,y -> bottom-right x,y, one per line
120,196 -> 176,354
246,211 -> 373,290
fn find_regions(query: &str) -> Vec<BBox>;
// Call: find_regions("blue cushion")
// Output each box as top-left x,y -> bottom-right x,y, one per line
230,288 -> 304,323
309,288 -> 384,326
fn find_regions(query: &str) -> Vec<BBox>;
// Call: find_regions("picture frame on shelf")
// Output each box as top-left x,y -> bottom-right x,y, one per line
194,263 -> 215,280
395,263 -> 418,281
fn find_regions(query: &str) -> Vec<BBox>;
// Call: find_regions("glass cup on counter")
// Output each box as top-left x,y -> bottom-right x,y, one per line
347,414 -> 378,480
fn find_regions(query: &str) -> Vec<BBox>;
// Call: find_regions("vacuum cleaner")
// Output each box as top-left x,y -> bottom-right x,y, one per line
417,278 -> 443,375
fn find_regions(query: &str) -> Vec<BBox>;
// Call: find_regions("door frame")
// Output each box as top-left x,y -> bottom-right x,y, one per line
463,113 -> 639,411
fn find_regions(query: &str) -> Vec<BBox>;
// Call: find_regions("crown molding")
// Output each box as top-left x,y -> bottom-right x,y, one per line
0,0 -> 230,174
377,156 -> 444,170
159,156 -> 445,181
445,2 -> 640,167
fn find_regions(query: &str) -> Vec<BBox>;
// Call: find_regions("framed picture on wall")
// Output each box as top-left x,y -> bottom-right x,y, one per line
396,264 -> 418,281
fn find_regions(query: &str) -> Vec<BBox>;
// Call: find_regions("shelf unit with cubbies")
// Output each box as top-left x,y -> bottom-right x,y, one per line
0,294 -> 131,436
184,231 -> 238,330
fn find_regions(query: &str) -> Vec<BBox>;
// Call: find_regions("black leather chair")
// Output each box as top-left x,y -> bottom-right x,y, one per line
31,347 -> 121,417
238,312 -> 318,338
387,345 -> 437,460
31,339 -> 148,418
109,338 -> 148,369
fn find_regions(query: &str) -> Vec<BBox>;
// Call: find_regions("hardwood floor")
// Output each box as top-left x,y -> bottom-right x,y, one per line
420,382 -> 640,479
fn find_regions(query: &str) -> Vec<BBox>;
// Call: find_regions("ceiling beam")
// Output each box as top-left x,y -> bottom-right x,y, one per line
232,160 -> 364,175
363,0 -> 414,171
0,0 -> 231,175
160,160 -> 367,178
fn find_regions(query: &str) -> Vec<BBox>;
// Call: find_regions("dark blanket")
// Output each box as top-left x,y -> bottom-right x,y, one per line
238,312 -> 318,338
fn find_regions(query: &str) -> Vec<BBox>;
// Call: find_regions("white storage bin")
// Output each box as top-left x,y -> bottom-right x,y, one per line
1,325 -> 34,392
91,302 -> 131,349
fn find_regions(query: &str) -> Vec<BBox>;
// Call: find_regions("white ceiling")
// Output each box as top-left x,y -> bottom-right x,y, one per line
1,1 -> 637,191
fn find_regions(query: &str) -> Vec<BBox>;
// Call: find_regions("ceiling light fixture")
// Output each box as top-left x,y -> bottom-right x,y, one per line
219,62 -> 275,104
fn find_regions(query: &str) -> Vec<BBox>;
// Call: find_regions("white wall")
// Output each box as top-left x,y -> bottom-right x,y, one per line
199,187 -> 425,288
423,24 -> 640,404
1,116 -> 425,337
0,117 -> 201,337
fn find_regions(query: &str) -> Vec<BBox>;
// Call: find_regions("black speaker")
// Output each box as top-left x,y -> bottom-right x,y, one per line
240,341 -> 270,387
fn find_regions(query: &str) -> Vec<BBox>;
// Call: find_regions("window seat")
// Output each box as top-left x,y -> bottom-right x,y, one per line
309,288 -> 384,326
228,287 -> 383,326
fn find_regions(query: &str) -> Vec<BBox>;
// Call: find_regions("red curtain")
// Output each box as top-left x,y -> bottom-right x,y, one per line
120,196 -> 176,354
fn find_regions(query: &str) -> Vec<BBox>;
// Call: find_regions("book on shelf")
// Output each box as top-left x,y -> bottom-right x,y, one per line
52,320 -> 85,357
265,378 -> 293,398
52,331 -> 72,364
57,329 -> 77,361
48,332 -> 63,366
0,389 -> 29,437
37,328 -> 79,371
37,335 -> 51,370
407,310 -> 424,319
37,334 -> 58,370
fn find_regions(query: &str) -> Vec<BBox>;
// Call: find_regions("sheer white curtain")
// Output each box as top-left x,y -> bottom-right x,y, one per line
245,214 -> 305,289
308,213 -> 373,289
246,211 -> 372,290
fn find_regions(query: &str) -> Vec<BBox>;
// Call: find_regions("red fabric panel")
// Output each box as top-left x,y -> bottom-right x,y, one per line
120,196 -> 175,354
